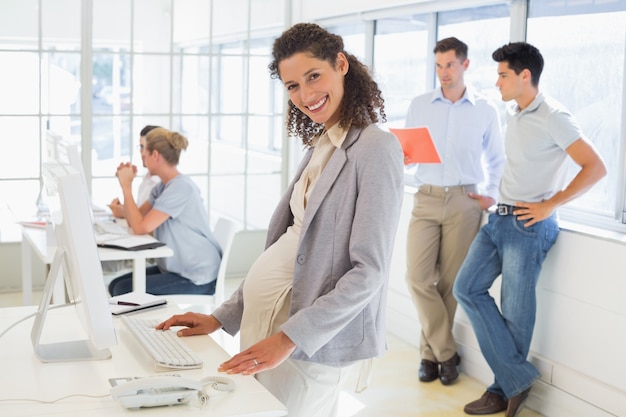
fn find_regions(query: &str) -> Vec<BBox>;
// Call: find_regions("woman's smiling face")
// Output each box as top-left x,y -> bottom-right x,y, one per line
279,51 -> 349,128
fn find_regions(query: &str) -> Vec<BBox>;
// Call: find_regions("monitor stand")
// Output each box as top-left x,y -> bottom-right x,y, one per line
30,247 -> 112,362
35,185 -> 50,218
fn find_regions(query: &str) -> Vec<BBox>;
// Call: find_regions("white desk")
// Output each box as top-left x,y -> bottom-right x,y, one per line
21,226 -> 173,305
0,304 -> 287,417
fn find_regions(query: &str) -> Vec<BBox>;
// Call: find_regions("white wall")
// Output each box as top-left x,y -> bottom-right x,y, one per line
387,190 -> 626,417
0,242 -> 44,294
291,0 -> 500,22
294,0 -> 421,20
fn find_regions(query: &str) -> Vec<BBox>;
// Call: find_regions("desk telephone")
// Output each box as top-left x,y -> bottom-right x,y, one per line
109,374 -> 235,409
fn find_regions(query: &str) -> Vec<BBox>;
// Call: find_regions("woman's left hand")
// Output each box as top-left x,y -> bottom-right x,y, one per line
218,331 -> 296,376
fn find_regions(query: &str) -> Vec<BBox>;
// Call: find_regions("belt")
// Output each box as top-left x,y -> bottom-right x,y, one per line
418,184 -> 476,193
496,203 -> 523,216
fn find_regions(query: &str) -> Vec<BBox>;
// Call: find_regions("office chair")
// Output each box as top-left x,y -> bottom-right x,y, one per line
166,217 -> 238,314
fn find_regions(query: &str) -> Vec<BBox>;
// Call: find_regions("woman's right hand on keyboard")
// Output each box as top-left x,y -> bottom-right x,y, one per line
156,312 -> 222,337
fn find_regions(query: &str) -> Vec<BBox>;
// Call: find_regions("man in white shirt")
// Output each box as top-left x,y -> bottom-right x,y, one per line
404,37 -> 505,386
109,125 -> 161,217
102,125 -> 162,274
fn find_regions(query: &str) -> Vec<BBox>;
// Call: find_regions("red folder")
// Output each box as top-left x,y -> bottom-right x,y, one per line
390,127 -> 442,165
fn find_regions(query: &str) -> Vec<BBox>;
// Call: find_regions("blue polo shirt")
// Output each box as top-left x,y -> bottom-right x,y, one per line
499,92 -> 582,205
149,174 -> 221,285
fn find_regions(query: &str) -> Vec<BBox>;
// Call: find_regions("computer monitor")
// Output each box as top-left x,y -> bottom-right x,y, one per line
31,161 -> 118,362
57,139 -> 87,189
39,130 -> 85,217
36,130 -> 67,216
45,129 -> 63,161
45,129 -> 111,217
46,130 -> 89,198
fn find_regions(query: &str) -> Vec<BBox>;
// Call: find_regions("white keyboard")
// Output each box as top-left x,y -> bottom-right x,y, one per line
121,316 -> 203,369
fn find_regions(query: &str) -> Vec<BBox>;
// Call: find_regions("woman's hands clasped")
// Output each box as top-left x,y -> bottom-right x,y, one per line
115,162 -> 138,188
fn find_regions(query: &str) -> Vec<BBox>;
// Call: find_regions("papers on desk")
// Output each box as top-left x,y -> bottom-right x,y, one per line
94,219 -> 165,250
92,202 -> 112,216
94,219 -> 128,235
96,233 -> 166,251
109,291 -> 167,315
389,126 -> 442,165
18,220 -> 47,229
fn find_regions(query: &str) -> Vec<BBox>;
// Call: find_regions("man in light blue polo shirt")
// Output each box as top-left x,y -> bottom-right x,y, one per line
405,37 -> 505,386
454,42 -> 606,417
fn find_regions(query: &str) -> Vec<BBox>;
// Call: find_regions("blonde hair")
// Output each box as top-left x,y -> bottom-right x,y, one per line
145,127 -> 188,165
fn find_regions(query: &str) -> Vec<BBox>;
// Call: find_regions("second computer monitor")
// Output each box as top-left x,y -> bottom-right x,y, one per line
32,161 -> 118,362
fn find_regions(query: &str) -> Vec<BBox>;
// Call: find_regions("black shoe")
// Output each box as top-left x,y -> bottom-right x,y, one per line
418,359 -> 439,382
505,387 -> 531,417
464,390 -> 507,415
439,352 -> 461,385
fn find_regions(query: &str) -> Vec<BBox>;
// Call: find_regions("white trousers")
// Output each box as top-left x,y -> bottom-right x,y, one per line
256,358 -> 356,417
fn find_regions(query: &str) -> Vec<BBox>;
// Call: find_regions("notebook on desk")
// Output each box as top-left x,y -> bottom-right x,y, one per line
109,291 -> 167,315
94,219 -> 165,251
94,219 -> 128,235
96,234 -> 166,251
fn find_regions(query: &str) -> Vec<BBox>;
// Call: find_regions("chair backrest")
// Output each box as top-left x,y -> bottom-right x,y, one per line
212,217 -> 238,306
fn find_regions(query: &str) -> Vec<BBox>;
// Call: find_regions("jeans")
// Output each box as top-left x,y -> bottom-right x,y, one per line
108,265 -> 216,296
453,212 -> 559,399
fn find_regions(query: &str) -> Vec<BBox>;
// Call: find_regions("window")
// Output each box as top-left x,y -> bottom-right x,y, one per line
374,15 -> 432,128
373,4 -> 510,128
2,0 -> 626,234
0,0 -> 286,231
371,3 -> 510,184
0,0 -> 82,215
438,4 -> 511,119
527,0 -> 626,228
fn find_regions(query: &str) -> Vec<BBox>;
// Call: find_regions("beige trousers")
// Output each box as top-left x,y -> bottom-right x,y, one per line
405,185 -> 482,362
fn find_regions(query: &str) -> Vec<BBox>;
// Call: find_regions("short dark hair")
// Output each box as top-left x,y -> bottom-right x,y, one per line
492,42 -> 544,87
434,37 -> 468,61
140,125 -> 160,137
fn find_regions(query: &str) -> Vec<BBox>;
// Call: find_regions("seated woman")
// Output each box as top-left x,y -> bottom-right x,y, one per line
108,127 -> 221,296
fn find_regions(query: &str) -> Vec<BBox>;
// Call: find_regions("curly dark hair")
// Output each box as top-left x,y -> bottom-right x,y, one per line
269,22 -> 386,146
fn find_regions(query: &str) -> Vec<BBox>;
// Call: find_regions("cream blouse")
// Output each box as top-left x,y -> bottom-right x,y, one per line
239,125 -> 348,351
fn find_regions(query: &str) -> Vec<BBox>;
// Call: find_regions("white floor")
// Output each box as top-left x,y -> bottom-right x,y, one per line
0,284 -> 543,417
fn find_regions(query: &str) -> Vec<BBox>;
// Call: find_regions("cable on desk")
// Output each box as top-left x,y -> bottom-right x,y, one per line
0,304 -> 108,405
0,302 -> 75,340
0,392 -> 110,404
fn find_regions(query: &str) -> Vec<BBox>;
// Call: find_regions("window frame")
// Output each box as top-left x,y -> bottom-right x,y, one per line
316,0 -> 626,236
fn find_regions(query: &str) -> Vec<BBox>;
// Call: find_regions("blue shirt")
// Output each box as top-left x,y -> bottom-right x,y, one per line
499,92 -> 582,204
149,174 -> 221,285
405,86 -> 505,199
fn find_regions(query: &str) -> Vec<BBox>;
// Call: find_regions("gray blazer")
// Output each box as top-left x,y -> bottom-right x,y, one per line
213,123 -> 404,366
